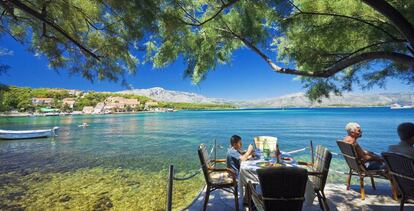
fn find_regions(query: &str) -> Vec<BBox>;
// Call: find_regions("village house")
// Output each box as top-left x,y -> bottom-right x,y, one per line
106,96 -> 125,103
62,98 -> 76,109
103,102 -> 118,111
104,96 -> 141,111
94,102 -> 105,114
105,97 -> 126,110
123,99 -> 140,108
32,98 -> 54,106
82,106 -> 94,114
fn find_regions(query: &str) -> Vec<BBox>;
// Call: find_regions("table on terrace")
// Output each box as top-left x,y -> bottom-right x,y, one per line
239,153 -> 316,207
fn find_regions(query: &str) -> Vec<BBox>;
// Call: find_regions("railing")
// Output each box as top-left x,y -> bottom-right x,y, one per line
165,139 -> 350,211
166,139 -> 219,211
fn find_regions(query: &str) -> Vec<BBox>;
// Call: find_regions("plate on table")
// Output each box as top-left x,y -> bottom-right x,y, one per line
256,161 -> 272,167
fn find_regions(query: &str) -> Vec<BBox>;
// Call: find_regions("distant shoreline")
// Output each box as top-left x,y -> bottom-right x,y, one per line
0,110 -> 173,118
1,106 -> 407,118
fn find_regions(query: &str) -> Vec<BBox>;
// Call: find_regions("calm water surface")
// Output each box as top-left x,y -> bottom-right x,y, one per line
1,108 -> 413,209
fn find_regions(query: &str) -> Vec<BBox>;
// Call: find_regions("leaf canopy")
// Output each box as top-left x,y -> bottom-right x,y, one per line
1,0 -> 413,100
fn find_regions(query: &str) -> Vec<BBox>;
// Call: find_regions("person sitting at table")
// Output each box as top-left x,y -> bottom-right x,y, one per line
227,135 -> 254,174
343,122 -> 386,170
388,122 -> 414,159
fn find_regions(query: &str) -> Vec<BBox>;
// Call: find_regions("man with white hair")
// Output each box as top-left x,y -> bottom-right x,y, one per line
343,122 -> 386,170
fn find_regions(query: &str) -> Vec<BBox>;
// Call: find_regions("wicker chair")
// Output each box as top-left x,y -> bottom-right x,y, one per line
298,145 -> 332,210
336,141 -> 397,200
197,144 -> 239,211
382,152 -> 414,211
248,167 -> 308,211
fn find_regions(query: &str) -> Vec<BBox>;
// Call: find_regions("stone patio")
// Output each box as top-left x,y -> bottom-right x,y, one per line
186,183 -> 414,211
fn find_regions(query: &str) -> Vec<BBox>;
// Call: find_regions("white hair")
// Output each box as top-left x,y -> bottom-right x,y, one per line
345,122 -> 361,134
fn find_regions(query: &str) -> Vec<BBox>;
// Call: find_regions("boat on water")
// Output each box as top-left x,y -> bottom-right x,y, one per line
390,103 -> 414,109
391,94 -> 414,109
0,127 -> 59,140
78,123 -> 89,128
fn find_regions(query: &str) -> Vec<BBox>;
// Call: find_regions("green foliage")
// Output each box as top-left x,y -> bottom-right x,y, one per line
3,1 -> 414,100
147,0 -> 414,101
1,0 -> 160,83
73,92 -> 152,111
61,103 -> 72,113
0,85 -> 73,112
276,0 -> 414,100
73,92 -> 107,110
0,85 -> 235,112
31,88 -> 70,99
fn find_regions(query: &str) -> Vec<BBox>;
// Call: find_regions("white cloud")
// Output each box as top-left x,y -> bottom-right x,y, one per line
0,47 -> 13,56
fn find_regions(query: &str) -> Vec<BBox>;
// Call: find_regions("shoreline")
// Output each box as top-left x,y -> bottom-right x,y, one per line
0,110 -> 174,118
0,106 -> 405,118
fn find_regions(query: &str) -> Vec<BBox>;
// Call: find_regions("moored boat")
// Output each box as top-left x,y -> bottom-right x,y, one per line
0,127 -> 59,140
390,103 -> 414,109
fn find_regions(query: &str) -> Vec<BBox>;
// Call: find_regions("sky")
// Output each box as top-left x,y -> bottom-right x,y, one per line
0,36 -> 412,101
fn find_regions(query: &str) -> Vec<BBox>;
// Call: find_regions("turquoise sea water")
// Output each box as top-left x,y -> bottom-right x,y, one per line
1,107 -> 414,209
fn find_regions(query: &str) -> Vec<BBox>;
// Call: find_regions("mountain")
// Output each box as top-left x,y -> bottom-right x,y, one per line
239,92 -> 414,108
119,87 -> 413,108
118,87 -> 229,104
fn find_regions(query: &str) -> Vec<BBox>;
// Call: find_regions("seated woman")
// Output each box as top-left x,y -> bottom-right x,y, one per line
226,135 -> 254,174
343,122 -> 386,170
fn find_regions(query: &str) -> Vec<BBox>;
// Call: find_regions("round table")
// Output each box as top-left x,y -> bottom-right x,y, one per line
239,154 -> 316,206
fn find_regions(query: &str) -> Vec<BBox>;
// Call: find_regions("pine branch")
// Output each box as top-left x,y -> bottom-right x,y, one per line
8,0 -> 100,60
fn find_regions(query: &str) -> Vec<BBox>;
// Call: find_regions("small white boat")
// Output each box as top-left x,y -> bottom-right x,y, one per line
391,94 -> 414,109
390,103 -> 414,109
0,127 -> 59,140
78,123 -> 89,128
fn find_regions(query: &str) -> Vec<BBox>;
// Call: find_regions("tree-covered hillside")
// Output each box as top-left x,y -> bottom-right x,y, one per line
0,85 -> 235,112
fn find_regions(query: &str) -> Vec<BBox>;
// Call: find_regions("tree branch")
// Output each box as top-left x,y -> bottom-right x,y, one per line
177,0 -> 238,27
216,26 -> 323,77
336,40 -> 407,63
362,0 -> 414,50
323,51 -> 414,76
294,11 -> 401,41
216,26 -> 414,78
7,0 -> 100,60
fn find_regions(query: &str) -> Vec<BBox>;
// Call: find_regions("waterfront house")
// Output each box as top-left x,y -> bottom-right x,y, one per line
123,99 -> 140,109
62,98 -> 76,109
94,102 -> 105,114
106,96 -> 125,104
103,102 -> 119,111
32,98 -> 53,106
105,97 -> 126,110
104,97 -> 140,111
82,106 -> 94,114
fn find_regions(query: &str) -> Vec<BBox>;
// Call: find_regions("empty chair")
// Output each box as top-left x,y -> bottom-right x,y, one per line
248,167 -> 308,211
299,145 -> 332,210
197,144 -> 239,211
254,136 -> 278,151
336,141 -> 397,200
382,152 -> 414,211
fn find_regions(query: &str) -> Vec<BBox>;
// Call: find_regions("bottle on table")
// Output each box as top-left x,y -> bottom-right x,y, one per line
276,144 -> 281,164
263,139 -> 270,161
